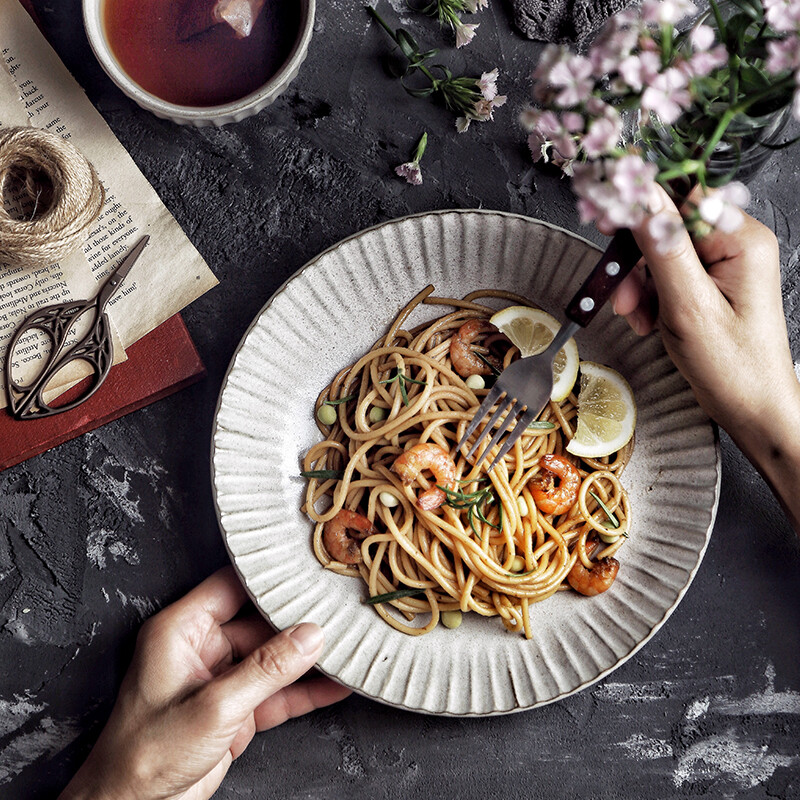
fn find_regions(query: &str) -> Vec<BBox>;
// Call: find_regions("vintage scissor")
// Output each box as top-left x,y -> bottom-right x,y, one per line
5,235 -> 149,420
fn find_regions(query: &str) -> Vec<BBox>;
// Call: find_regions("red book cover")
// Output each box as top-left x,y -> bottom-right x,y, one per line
1,0 -> 207,471
0,314 -> 206,471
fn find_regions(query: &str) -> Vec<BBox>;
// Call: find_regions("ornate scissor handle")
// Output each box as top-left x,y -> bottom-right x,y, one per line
5,299 -> 113,419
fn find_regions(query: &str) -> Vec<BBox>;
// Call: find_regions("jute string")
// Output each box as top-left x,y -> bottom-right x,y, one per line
0,126 -> 105,269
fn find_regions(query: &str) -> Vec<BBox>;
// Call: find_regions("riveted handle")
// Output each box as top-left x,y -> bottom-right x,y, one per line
565,228 -> 642,327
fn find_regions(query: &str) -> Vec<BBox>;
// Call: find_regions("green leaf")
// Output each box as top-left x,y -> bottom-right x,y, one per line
527,421 -> 556,430
324,394 -> 356,406
364,588 -> 426,604
403,84 -> 435,98
300,469 -> 345,480
723,0 -> 760,20
588,490 -> 619,528
396,28 -> 420,59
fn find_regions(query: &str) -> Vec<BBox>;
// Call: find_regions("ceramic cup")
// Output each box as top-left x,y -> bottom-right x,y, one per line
82,0 -> 315,127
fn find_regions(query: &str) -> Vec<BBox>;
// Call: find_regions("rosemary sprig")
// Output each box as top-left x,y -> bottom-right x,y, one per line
379,368 -> 428,405
323,394 -> 357,406
300,469 -> 345,480
473,351 -> 501,376
364,588 -> 426,604
589,490 -> 620,529
439,483 -> 499,539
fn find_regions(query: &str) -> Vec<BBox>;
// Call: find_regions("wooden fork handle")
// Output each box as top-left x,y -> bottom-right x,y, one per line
564,228 -> 642,327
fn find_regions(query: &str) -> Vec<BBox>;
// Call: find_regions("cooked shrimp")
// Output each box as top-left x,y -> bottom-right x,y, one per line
449,319 -> 500,378
529,454 -> 581,515
567,556 -> 619,596
323,509 -> 376,564
392,443 -> 457,511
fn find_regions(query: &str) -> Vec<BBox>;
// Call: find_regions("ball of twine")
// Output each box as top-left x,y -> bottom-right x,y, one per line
0,126 -> 105,269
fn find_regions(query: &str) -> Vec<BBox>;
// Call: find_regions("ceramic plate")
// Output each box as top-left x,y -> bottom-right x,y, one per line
211,210 -> 720,716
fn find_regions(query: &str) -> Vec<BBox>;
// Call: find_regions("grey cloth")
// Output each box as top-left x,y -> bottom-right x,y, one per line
511,0 -> 637,46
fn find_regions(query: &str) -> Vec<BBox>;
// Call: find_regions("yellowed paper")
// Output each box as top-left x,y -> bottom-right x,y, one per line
0,0 -> 218,408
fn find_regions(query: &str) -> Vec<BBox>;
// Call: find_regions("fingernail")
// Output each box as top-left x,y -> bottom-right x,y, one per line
287,622 -> 324,656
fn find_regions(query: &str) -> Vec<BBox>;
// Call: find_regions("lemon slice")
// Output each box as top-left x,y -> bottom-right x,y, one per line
566,362 -> 636,459
489,306 -> 579,402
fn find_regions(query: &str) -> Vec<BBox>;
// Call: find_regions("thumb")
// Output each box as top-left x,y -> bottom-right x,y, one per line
630,183 -> 718,314
206,622 -> 325,720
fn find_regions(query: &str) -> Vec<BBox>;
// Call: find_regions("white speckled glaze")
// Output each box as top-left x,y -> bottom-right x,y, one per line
211,210 -> 721,716
82,0 -> 315,127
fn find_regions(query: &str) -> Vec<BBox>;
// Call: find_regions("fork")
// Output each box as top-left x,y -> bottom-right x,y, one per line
457,227 -> 643,471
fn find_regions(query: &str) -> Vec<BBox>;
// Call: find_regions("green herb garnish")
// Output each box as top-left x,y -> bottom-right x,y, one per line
364,588 -> 426,605
379,368 -> 428,405
527,421 -> 556,430
300,469 -> 345,480
474,351 -> 501,376
323,394 -> 357,406
439,483 -> 499,539
589,490 -> 619,529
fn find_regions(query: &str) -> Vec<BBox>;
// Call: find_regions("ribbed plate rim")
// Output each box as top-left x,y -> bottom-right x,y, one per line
210,208 -> 721,717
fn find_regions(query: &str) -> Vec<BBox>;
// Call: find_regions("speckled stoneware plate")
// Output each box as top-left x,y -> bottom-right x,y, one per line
211,209 -> 721,716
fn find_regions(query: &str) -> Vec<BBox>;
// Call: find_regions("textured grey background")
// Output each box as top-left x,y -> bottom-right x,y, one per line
1,1 -> 799,798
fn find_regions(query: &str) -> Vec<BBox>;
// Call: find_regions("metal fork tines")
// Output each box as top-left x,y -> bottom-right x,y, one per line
457,320 -> 580,472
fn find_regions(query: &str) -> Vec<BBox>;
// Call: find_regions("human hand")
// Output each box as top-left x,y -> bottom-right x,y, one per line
612,183 -> 800,531
59,566 -> 351,800
612,183 -> 799,434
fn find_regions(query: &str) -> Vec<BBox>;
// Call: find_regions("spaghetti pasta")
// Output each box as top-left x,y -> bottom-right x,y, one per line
301,287 -> 633,638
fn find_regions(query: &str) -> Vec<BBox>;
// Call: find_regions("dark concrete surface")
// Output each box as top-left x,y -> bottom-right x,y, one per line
2,1 -> 800,798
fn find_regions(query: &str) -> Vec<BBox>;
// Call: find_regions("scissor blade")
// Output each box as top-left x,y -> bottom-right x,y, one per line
96,235 -> 150,309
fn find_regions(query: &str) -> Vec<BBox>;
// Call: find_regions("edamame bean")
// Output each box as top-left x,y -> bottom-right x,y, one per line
441,610 -> 463,629
369,406 -> 387,423
317,404 -> 337,426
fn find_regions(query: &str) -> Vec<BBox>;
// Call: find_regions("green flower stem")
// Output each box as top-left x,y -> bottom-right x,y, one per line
367,6 -> 440,87
698,74 -> 795,165
367,5 -> 396,38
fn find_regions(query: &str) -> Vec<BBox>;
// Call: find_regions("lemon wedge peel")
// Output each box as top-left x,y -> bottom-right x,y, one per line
566,361 -> 637,459
489,306 -> 579,403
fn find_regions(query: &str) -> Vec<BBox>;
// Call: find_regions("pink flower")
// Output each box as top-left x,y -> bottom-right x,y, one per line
641,0 -> 697,26
698,182 -> 750,232
456,92 -> 507,132
641,68 -> 691,124
763,0 -> 800,33
548,55 -> 595,106
609,154 -> 658,203
681,46 -> 728,79
395,132 -> 427,186
478,68 -> 500,101
766,36 -> 800,74
648,213 -> 685,252
581,115 -> 621,157
528,130 -> 548,163
395,161 -> 423,185
571,159 -> 649,231
617,51 -> 661,91
680,24 -> 727,79
690,24 -> 715,50
589,9 -> 642,75
455,21 -> 479,48
533,44 -> 568,81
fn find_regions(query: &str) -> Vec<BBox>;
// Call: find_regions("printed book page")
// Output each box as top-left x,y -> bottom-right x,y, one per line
0,0 -> 218,408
